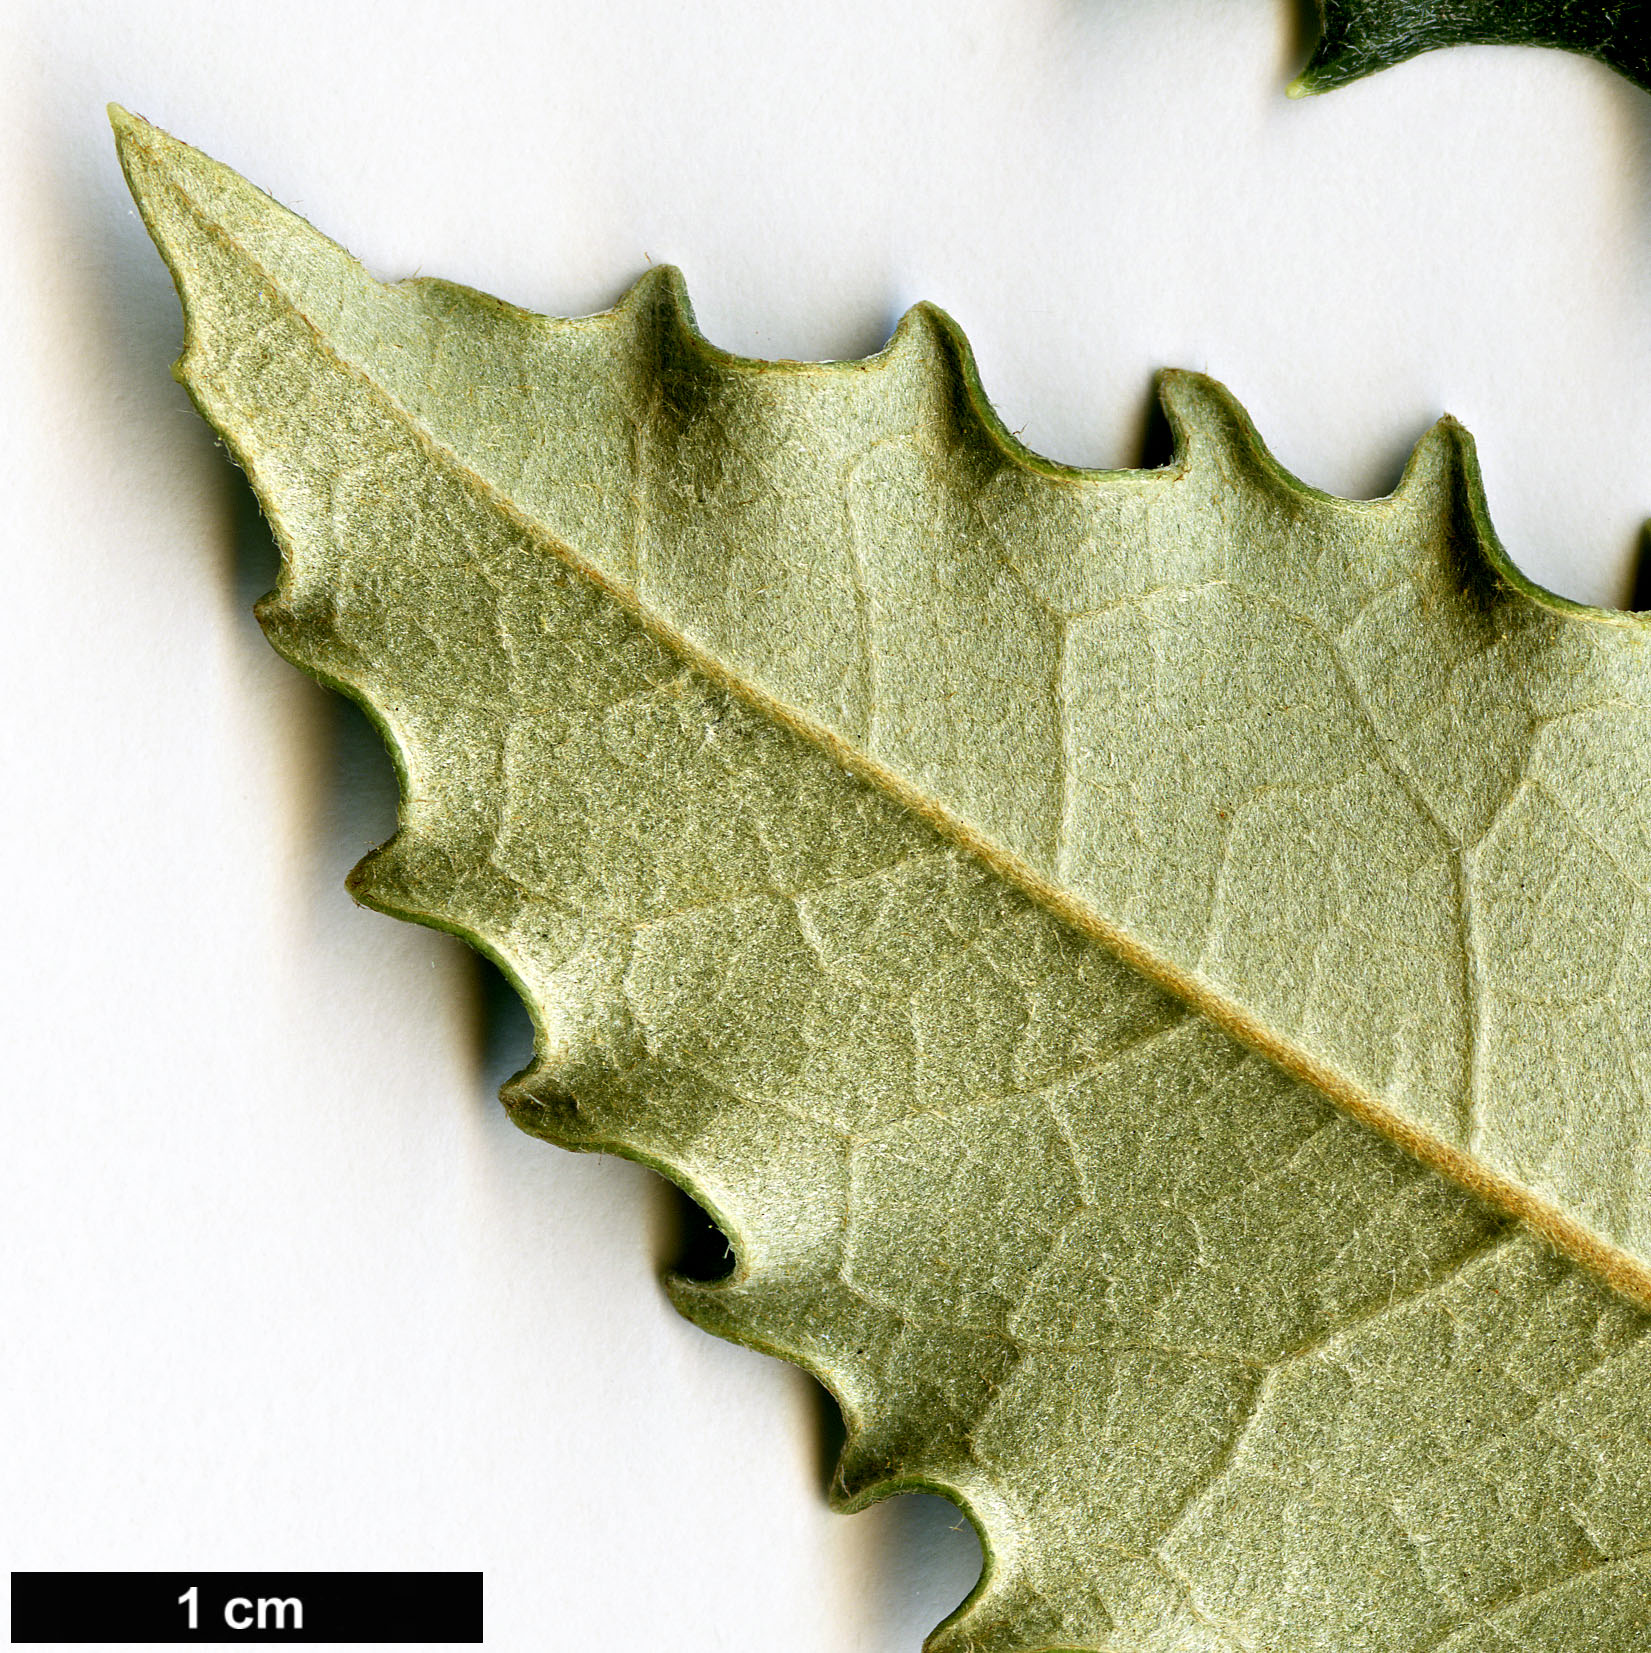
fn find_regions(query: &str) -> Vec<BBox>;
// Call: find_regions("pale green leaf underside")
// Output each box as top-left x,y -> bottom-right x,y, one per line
115,111 -> 1651,1652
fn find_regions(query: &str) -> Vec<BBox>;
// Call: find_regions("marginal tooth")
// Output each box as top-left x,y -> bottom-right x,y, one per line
663,1274 -> 747,1338
253,591 -> 344,674
343,836 -> 404,909
500,1078 -> 591,1151
663,1272 -> 820,1354
833,1418 -> 910,1506
833,1408 -> 973,1509
250,592 -> 297,643
1390,413 -> 1580,616
1154,368 -> 1281,488
924,1569 -> 1074,1653
617,260 -> 699,340
878,301 -> 980,436
1392,413 -> 1470,501
884,298 -> 951,365
345,832 -> 452,926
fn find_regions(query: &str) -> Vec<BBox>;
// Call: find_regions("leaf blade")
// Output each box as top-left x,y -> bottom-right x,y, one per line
114,109 -> 1651,1652
114,102 -> 1651,1305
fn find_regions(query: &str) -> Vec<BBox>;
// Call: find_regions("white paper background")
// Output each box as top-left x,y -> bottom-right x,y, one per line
5,3 -> 1651,1649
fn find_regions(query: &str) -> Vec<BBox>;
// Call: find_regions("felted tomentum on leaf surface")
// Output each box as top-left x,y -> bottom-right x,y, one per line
115,109 -> 1651,1652
1295,0 -> 1651,95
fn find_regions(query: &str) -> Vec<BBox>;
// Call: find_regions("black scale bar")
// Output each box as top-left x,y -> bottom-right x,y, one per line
10,1573 -> 483,1644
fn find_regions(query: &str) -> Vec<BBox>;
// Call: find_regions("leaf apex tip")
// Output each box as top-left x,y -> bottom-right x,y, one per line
107,102 -> 167,157
107,103 -> 151,164
108,103 -> 187,204
106,101 -> 150,133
